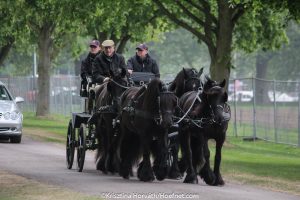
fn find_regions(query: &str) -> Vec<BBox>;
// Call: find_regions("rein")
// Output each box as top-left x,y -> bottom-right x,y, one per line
173,89 -> 202,124
97,78 -> 129,114
109,79 -> 131,89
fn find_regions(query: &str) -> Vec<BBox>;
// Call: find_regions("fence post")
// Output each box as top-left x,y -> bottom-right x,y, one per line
252,77 -> 257,139
273,80 -> 278,143
233,79 -> 237,137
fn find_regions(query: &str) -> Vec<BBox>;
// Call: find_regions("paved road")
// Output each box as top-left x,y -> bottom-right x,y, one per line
0,135 -> 299,200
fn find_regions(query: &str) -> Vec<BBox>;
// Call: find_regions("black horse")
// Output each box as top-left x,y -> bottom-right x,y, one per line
167,67 -> 203,179
118,78 -> 178,182
94,68 -> 129,174
169,67 -> 203,97
199,77 -> 231,186
177,77 -> 230,185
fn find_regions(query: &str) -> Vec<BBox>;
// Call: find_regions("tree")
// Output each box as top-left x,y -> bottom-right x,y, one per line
153,0 -> 247,86
22,0 -> 90,116
152,0 -> 299,88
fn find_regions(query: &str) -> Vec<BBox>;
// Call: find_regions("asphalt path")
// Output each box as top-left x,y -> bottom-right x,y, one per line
0,135 -> 299,200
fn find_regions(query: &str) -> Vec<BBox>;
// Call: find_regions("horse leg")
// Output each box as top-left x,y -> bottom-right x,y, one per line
105,123 -> 118,174
152,130 -> 169,181
98,130 -> 108,174
191,133 -> 205,174
95,119 -> 107,173
199,139 -> 216,185
119,129 -> 139,179
137,135 -> 155,182
167,134 -> 182,179
181,130 -> 198,184
213,138 -> 225,185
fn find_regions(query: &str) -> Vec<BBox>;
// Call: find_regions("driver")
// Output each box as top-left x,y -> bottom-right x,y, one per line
92,39 -> 127,84
127,43 -> 160,77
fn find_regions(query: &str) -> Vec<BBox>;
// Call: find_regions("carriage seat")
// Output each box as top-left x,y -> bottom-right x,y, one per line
130,72 -> 156,86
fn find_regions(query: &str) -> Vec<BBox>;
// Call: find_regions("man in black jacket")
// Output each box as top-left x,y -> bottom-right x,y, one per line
92,39 -> 127,84
127,43 -> 160,77
80,40 -> 101,97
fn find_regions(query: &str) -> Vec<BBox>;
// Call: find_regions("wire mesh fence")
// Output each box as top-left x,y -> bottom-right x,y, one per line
0,75 -> 84,116
0,75 -> 299,146
228,78 -> 300,147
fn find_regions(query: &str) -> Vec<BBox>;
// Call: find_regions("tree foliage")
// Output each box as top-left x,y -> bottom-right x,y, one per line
84,0 -> 171,53
0,0 -> 29,66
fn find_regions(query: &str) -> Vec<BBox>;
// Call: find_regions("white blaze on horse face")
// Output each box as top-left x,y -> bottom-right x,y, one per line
193,83 -> 196,89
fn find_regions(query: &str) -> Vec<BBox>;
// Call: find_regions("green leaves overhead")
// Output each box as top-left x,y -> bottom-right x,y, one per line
234,5 -> 289,52
84,0 -> 170,49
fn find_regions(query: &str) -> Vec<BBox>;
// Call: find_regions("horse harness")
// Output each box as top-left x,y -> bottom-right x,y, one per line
173,89 -> 231,128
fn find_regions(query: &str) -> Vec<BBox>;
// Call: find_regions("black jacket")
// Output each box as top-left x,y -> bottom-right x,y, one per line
92,52 -> 127,83
80,52 -> 100,80
127,54 -> 160,77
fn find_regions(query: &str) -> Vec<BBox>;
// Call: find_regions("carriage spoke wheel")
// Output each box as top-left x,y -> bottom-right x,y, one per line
66,120 -> 75,169
77,124 -> 86,172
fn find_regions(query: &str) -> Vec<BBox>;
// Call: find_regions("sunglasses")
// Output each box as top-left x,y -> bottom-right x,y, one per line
90,46 -> 97,49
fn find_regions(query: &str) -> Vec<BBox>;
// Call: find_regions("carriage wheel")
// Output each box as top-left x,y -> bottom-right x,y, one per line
66,119 -> 75,169
77,124 -> 86,172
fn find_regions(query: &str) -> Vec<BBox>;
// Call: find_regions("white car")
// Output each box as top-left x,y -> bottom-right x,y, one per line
0,81 -> 24,143
228,91 -> 253,102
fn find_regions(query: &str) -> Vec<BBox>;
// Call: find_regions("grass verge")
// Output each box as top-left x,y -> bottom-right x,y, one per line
0,170 -> 102,200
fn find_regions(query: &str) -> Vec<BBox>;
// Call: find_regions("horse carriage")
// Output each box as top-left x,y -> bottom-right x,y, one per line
66,71 -> 158,172
66,68 -> 231,186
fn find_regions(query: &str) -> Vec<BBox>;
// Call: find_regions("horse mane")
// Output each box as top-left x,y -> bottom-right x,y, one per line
142,78 -> 162,112
169,69 -> 185,95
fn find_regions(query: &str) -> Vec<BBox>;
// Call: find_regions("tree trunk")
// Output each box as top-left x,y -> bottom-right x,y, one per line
210,1 -> 233,89
36,24 -> 53,116
255,52 -> 273,104
116,35 -> 130,54
0,37 -> 14,66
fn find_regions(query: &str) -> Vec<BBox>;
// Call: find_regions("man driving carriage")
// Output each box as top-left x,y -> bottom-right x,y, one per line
92,39 -> 127,84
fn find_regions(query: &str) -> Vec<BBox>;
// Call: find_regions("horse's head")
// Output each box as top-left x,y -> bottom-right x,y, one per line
158,82 -> 178,129
184,67 -> 203,92
170,67 -> 203,97
107,68 -> 129,109
203,77 -> 230,125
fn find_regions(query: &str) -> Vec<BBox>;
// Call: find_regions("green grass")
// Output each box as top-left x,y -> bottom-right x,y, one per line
23,112 -> 69,136
223,137 -> 300,182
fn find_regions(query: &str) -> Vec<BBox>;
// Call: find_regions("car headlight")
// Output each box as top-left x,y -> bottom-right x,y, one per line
3,111 -> 20,120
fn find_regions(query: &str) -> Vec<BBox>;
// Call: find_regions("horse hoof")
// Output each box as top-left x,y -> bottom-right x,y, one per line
138,174 -> 155,182
200,170 -> 216,185
153,165 -> 168,181
183,174 -> 198,184
215,175 -> 225,186
168,170 -> 182,180
122,174 -> 130,179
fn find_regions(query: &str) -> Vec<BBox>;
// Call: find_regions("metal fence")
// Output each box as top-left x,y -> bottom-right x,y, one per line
228,78 -> 300,147
1,75 -> 299,146
0,76 -> 84,116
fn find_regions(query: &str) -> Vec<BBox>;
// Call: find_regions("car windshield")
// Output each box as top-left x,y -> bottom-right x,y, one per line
0,85 -> 12,101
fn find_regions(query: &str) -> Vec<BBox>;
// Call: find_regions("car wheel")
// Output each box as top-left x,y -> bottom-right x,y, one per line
11,135 -> 22,143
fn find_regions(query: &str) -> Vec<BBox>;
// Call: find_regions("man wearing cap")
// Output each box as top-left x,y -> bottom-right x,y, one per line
92,39 -> 127,84
80,40 -> 101,97
127,43 -> 159,77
